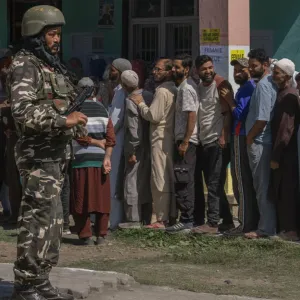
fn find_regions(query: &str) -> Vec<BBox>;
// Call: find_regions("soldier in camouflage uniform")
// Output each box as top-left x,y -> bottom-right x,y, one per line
7,5 -> 88,300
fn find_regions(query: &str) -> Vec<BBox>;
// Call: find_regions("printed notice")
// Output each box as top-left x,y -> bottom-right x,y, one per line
200,46 -> 228,78
230,50 -> 245,61
201,28 -> 220,43
200,46 -> 226,57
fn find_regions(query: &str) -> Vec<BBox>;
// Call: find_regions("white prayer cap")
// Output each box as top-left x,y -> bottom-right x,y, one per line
78,77 -> 94,88
269,58 -> 278,71
275,58 -> 295,77
121,70 -> 139,88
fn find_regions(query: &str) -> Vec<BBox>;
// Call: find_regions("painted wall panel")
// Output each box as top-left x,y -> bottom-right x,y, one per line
250,0 -> 300,68
62,0 -> 123,61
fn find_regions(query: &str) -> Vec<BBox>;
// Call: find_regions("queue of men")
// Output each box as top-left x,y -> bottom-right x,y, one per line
107,48 -> 300,241
1,47 -> 300,243
3,5 -> 300,300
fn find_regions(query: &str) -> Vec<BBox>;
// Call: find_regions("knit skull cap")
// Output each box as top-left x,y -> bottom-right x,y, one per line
112,58 -> 132,73
121,70 -> 139,88
275,58 -> 295,77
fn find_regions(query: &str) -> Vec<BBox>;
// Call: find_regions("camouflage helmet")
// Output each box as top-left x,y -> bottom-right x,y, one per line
22,5 -> 65,37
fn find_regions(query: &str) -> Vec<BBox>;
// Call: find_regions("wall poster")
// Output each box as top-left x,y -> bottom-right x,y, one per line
98,0 -> 115,28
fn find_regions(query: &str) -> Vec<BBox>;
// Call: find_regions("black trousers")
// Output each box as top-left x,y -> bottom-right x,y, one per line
219,144 -> 234,225
194,140 -> 223,226
174,142 -> 197,224
194,146 -> 205,226
231,136 -> 259,232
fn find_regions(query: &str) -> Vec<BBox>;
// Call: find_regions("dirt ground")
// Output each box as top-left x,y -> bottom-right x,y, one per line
1,227 -> 300,300
0,234 -> 162,266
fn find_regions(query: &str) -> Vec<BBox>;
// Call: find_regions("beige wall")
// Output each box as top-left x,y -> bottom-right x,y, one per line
228,0 -> 250,45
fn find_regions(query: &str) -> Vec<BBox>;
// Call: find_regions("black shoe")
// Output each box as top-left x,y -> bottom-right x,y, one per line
34,280 -> 74,300
218,222 -> 235,233
11,286 -> 47,300
165,222 -> 193,234
223,225 -> 244,237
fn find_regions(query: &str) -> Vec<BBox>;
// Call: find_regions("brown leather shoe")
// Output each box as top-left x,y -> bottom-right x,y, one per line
278,231 -> 299,242
191,223 -> 219,235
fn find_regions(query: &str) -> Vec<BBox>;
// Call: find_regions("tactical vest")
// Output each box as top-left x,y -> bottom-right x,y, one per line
26,51 -> 77,112
8,51 -> 78,136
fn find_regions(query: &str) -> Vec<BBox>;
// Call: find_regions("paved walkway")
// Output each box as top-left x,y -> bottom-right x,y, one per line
0,264 -> 276,300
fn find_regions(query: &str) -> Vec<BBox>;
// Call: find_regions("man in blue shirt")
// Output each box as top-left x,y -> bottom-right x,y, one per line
220,57 -> 258,236
245,49 -> 277,238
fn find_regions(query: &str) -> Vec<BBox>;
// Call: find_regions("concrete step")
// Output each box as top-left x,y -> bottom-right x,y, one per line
0,263 -> 138,299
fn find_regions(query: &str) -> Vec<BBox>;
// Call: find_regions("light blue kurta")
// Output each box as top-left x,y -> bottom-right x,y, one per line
109,84 -> 126,229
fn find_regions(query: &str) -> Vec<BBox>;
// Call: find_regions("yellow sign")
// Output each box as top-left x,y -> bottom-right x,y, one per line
201,29 -> 220,43
230,50 -> 245,61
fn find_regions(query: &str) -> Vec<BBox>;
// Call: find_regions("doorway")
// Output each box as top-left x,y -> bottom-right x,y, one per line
128,0 -> 199,63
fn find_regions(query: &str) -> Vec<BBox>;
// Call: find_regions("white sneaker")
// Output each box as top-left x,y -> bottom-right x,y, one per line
62,229 -> 72,235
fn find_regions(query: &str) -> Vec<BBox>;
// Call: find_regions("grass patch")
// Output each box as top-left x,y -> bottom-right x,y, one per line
0,227 -> 18,243
70,229 -> 300,299
114,229 -> 300,266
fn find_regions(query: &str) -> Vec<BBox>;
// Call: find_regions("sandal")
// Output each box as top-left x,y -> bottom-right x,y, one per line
244,231 -> 268,239
145,222 -> 166,230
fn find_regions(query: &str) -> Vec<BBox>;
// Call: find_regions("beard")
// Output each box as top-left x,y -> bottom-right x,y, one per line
251,67 -> 264,79
200,72 -> 215,84
109,73 -> 119,81
154,73 -> 168,83
234,75 -> 248,85
173,71 -> 185,81
49,42 -> 60,54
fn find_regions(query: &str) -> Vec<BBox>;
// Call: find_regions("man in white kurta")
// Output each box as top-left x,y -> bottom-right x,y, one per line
108,58 -> 132,230
130,59 -> 177,229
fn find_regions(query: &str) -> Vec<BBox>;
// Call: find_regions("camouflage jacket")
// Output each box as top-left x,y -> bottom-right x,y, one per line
8,51 -> 85,163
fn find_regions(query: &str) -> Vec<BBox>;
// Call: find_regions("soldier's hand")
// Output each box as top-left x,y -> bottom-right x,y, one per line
66,112 -> 88,128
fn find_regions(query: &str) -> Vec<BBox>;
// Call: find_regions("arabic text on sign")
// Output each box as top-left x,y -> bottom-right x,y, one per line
201,29 -> 220,43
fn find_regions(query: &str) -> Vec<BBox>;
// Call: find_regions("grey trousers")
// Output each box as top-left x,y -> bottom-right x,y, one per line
247,142 -> 276,236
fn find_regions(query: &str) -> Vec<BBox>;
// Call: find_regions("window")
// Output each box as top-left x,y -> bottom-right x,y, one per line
92,36 -> 104,53
133,0 -> 161,18
165,0 -> 196,17
133,24 -> 159,61
166,23 -> 193,57
129,0 -> 199,62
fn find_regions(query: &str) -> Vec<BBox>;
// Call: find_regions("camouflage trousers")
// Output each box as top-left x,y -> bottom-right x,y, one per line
14,160 -> 66,285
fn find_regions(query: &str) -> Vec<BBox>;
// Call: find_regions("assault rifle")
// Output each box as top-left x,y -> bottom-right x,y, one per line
64,86 -> 94,116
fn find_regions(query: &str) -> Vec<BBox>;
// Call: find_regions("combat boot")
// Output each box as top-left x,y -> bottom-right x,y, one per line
34,280 -> 74,300
11,285 -> 47,300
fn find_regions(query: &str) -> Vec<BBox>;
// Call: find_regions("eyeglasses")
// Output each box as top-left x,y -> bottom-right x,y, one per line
153,67 -> 166,73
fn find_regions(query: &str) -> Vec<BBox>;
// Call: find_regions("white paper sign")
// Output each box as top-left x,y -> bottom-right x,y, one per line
200,45 -> 226,57
200,46 -> 228,78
